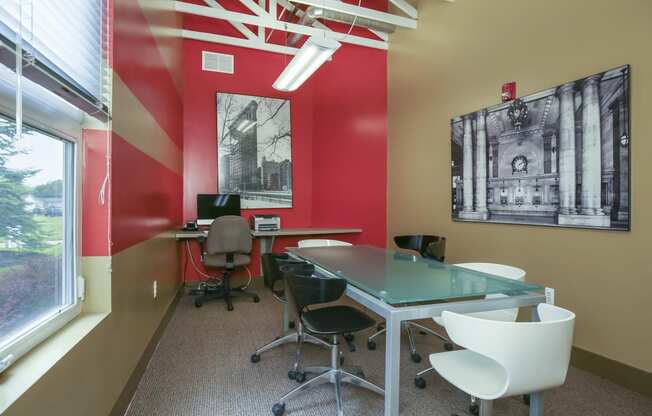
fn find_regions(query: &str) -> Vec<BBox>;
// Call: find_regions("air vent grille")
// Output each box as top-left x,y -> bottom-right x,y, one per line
202,51 -> 234,74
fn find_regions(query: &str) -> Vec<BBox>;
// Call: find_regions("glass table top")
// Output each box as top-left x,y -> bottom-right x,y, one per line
287,245 -> 544,305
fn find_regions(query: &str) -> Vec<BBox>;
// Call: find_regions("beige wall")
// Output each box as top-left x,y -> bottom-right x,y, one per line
388,0 -> 652,372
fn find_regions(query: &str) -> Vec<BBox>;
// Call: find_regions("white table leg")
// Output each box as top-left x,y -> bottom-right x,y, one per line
384,314 -> 401,416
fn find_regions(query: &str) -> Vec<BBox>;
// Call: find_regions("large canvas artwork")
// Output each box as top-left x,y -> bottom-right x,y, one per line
217,93 -> 292,209
451,65 -> 630,230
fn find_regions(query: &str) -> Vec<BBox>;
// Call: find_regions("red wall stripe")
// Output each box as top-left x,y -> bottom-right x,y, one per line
111,132 -> 182,254
82,129 -> 111,257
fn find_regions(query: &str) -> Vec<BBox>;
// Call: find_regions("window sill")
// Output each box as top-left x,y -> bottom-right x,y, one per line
0,312 -> 109,414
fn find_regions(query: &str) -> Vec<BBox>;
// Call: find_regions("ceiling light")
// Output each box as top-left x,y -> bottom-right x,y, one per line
273,36 -> 341,92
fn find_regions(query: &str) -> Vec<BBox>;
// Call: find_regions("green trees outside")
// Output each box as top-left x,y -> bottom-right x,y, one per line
0,118 -> 42,248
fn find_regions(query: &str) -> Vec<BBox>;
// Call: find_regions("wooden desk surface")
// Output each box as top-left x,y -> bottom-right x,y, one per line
250,227 -> 362,237
176,227 -> 362,240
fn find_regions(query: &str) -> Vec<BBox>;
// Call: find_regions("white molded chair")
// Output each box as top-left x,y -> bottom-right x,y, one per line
430,303 -> 575,416
298,239 -> 352,248
415,263 -> 526,390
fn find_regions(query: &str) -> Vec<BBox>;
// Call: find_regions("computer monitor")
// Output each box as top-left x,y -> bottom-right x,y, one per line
196,194 -> 241,226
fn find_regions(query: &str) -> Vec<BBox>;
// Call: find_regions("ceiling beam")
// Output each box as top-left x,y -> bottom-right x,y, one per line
183,29 -> 299,55
288,0 -> 417,29
203,0 -> 257,40
388,0 -> 417,19
174,1 -> 388,50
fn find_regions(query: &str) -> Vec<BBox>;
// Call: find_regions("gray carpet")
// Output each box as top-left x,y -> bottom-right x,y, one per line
125,280 -> 652,416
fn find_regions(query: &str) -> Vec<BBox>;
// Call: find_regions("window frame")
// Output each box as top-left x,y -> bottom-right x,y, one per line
0,109 -> 82,373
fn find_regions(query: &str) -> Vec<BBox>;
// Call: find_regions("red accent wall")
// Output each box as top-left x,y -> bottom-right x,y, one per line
182,13 -> 388,280
82,129 -> 111,257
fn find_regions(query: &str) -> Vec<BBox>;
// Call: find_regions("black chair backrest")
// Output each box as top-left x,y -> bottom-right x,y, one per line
283,267 -> 346,314
261,253 -> 289,289
394,234 -> 446,261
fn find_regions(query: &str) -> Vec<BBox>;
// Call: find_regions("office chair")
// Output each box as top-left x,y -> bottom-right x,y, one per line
193,215 -> 259,310
414,263 -> 526,390
430,304 -> 575,416
272,265 -> 384,416
367,234 -> 448,363
250,253 -> 331,363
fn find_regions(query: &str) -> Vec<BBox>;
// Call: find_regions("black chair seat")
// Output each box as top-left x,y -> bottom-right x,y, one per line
302,305 -> 376,336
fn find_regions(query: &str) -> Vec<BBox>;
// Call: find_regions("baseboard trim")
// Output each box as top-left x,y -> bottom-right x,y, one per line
571,347 -> 652,397
109,285 -> 184,416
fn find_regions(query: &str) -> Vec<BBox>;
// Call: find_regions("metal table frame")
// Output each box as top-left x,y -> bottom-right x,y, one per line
289,252 -> 548,416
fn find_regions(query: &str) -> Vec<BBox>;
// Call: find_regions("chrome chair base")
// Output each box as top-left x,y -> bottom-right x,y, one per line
367,321 -> 453,363
273,336 -> 383,416
251,331 -> 331,362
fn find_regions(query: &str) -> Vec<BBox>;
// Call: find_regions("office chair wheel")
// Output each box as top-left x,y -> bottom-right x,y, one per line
468,403 -> 479,416
253,295 -> 260,303
411,352 -> 422,363
250,354 -> 261,363
194,299 -> 203,308
444,342 -> 454,351
289,320 -> 295,329
354,369 -> 366,379
414,376 -> 426,389
367,340 -> 377,350
294,371 -> 306,383
288,370 -> 296,380
343,334 -> 354,342
272,402 -> 285,416
523,394 -> 530,406
227,304 -> 234,311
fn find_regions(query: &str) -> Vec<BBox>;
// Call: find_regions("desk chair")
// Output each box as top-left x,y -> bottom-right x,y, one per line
431,304 -> 575,416
193,215 -> 259,310
414,263 -> 527,390
250,253 -> 330,364
367,234 -> 447,363
272,266 -> 384,416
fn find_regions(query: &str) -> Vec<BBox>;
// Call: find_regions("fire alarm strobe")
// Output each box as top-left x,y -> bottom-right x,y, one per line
502,82 -> 516,102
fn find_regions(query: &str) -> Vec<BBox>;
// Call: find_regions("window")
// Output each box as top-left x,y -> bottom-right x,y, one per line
0,114 -> 78,371
0,0 -> 106,373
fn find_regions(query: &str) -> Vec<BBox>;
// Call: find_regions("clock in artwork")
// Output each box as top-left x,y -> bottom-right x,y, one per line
511,155 -> 528,174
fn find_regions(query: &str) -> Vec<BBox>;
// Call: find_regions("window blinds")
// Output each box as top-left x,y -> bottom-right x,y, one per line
0,0 -> 106,114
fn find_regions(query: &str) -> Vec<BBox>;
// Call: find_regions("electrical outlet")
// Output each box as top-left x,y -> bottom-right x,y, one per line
545,287 -> 555,305
153,280 -> 158,299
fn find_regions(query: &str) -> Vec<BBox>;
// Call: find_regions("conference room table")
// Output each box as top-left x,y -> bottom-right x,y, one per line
287,245 -> 548,416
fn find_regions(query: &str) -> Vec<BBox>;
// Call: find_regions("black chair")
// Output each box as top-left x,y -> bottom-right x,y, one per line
193,216 -> 259,310
366,234 -> 449,363
250,254 -> 330,363
272,266 -> 384,416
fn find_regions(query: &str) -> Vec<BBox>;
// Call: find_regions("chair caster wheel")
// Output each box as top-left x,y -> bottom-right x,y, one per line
253,295 -> 260,303
250,354 -> 260,363
469,403 -> 479,416
340,355 -> 345,366
523,394 -> 530,406
355,370 -> 366,380
194,300 -> 203,308
295,371 -> 306,383
343,334 -> 354,342
414,376 -> 426,389
227,304 -> 234,311
288,370 -> 296,380
367,340 -> 376,350
289,320 -> 295,329
272,403 -> 285,416
444,343 -> 454,351
411,352 -> 422,363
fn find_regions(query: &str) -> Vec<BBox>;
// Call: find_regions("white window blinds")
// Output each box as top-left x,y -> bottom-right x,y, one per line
0,0 -> 105,105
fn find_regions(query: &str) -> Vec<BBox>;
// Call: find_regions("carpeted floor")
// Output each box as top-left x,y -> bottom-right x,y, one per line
124,281 -> 652,416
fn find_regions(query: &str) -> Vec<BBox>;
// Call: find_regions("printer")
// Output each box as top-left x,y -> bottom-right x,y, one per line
249,215 -> 281,232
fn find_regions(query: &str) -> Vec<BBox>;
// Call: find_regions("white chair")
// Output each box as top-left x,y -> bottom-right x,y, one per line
298,239 -> 352,247
415,263 -> 527,389
430,303 -> 575,416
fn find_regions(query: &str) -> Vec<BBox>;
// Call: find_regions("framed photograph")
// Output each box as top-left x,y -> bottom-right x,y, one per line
451,65 -> 630,230
217,93 -> 292,209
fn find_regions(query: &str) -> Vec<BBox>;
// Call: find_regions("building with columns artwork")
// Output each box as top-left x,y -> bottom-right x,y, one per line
451,65 -> 629,230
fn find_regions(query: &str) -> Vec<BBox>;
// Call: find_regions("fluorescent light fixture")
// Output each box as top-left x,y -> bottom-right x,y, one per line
273,36 -> 341,92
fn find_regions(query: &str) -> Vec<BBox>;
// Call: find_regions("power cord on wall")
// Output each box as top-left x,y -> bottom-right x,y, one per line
185,241 -> 253,290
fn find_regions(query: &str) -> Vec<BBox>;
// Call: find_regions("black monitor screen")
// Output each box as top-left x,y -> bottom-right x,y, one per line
197,194 -> 241,220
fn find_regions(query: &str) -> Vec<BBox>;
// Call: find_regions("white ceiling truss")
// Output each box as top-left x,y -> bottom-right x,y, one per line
175,0 -> 420,56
